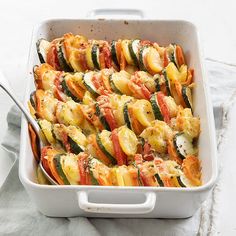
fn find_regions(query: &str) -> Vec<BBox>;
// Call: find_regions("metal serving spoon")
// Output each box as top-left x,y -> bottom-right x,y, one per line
0,70 -> 57,185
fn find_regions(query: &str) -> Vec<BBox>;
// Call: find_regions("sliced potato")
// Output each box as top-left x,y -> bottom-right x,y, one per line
69,49 -> 83,72
56,100 -> 83,127
115,167 -> 125,186
112,71 -> 133,95
85,44 -> 94,70
132,100 -> 155,127
82,91 -> 95,105
178,64 -> 188,83
146,47 -> 163,73
61,154 -> 80,185
38,119 -> 56,144
118,126 -> 138,156
66,125 -> 87,147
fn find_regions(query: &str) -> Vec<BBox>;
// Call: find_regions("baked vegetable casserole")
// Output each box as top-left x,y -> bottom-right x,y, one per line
28,33 -> 201,187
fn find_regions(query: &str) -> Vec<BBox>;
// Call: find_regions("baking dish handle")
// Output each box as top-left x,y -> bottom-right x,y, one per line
87,9 -> 144,19
77,191 -> 156,214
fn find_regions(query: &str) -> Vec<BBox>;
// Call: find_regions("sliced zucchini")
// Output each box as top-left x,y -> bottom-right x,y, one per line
38,119 -> 56,144
128,39 -> 140,66
57,41 -> 72,72
173,133 -> 195,159
95,103 -> 110,130
30,91 -> 36,109
109,74 -> 123,94
91,44 -> 100,70
53,154 -> 70,185
162,69 -> 171,96
150,94 -> 164,121
154,173 -> 164,187
36,38 -> 51,63
174,175 -> 193,187
61,78 -> 80,102
111,40 -> 119,68
182,86 -> 193,110
121,40 -> 134,65
83,71 -> 100,97
153,74 -> 161,92
68,136 -> 84,154
123,102 -> 132,129
139,46 -> 150,71
96,133 -> 117,165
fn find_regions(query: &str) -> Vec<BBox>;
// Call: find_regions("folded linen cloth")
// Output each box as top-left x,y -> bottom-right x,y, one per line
1,59 -> 236,236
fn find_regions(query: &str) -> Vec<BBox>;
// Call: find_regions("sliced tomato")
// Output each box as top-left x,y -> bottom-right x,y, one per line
134,154 -> 143,165
46,43 -> 61,70
40,146 -> 54,179
78,153 -> 89,185
156,92 -> 170,124
91,74 -> 108,96
162,176 -> 174,187
175,45 -> 185,66
28,124 -> 40,162
101,72 -> 112,93
54,72 -> 65,102
61,131 -> 71,153
139,171 -> 156,186
182,68 -> 194,86
99,51 -> 106,69
143,142 -> 154,161
174,80 -> 186,107
111,129 -> 127,166
102,45 -> 112,68
78,49 -> 88,71
140,40 -> 152,46
163,49 -> 169,67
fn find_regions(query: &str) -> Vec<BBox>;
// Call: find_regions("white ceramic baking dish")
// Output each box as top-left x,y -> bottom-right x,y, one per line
19,11 -> 218,218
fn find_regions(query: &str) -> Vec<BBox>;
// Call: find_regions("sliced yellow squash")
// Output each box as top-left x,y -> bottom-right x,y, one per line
166,62 -> 179,82
178,64 -> 188,83
132,100 -> 155,127
112,71 -> 133,95
85,44 -> 94,70
118,126 -> 138,156
69,49 -> 83,72
121,40 -> 134,65
115,167 -> 125,186
100,130 -> 114,156
38,119 -> 56,144
146,47 -> 163,73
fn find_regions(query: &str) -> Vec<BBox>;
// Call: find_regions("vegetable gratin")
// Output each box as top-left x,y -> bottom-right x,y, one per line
28,33 -> 201,187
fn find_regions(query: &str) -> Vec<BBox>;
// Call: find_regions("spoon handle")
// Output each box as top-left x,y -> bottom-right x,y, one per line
0,70 -> 40,134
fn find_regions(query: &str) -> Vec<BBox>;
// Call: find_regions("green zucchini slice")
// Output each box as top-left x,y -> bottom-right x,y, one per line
123,102 -> 132,129
95,103 -> 111,131
83,71 -> 100,97
111,40 -> 119,68
36,38 -> 51,63
57,41 -> 73,72
109,74 -> 123,95
96,133 -> 117,165
155,173 -> 164,187
61,78 -> 80,102
91,44 -> 100,70
182,86 -> 193,110
68,136 -> 84,154
162,69 -> 171,96
173,133 -> 195,159
128,39 -> 140,66
53,154 -> 70,185
139,46 -> 150,71
150,94 -> 164,121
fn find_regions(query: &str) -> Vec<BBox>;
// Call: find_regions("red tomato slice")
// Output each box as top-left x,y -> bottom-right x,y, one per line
143,142 -> 154,161
134,154 -> 143,165
102,45 -> 112,68
28,124 -> 40,162
78,153 -> 89,185
91,74 -> 108,96
163,49 -> 169,67
111,129 -> 127,166
61,132 -> 71,153
139,171 -> 156,186
40,146 -> 54,178
103,108 -> 117,130
54,72 -> 66,102
99,51 -> 106,69
156,92 -> 170,124
175,45 -> 185,66
46,44 -> 61,70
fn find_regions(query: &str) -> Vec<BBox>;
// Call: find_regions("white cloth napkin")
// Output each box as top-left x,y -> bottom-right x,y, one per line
1,59 -> 236,236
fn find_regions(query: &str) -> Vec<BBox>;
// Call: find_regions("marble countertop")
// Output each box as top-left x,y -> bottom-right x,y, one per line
0,0 -> 235,235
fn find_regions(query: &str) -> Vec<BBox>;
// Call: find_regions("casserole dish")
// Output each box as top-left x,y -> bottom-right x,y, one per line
19,11 -> 217,218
